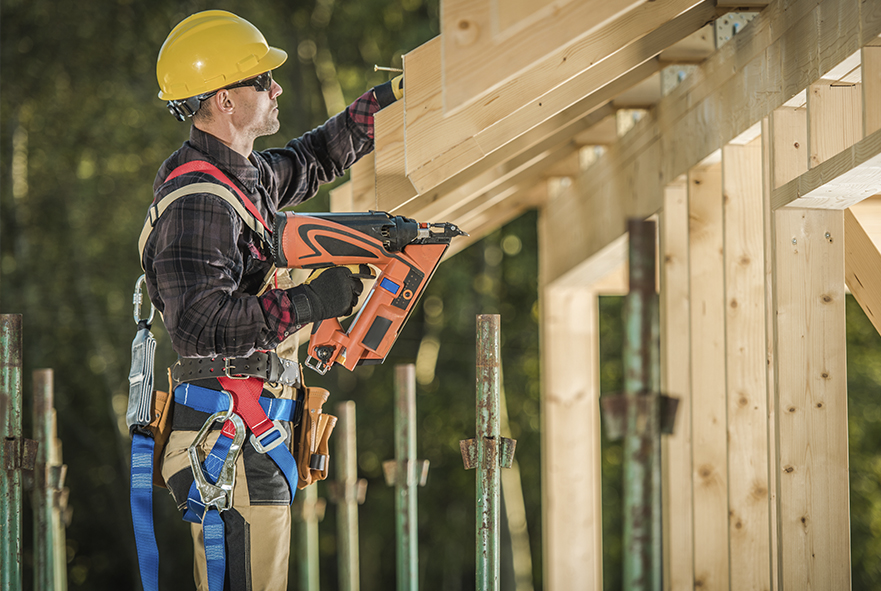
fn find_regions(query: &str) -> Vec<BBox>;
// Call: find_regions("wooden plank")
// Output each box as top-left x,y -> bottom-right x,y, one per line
722,141 -> 772,591
539,281 -> 604,591
772,208 -> 850,591
761,117 -> 781,591
441,0 -> 644,111
862,46 -> 881,136
329,180 -> 352,212
772,126 -> 881,209
771,107 -> 808,189
375,101 -> 418,211
659,179 -> 694,591
404,1 -> 716,192
396,59 -> 654,212
398,102 -> 618,220
350,153 -> 375,211
445,184 -> 547,259
687,163 -> 729,591
844,208 -> 881,336
808,81 -> 863,167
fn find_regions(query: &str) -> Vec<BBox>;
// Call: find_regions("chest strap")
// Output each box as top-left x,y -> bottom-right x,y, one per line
139,161 -> 272,267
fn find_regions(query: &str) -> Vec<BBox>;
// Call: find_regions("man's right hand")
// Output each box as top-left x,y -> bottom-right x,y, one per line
301,265 -> 366,320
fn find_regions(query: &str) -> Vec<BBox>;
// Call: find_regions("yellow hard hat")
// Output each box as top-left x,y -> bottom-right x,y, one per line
156,10 -> 287,101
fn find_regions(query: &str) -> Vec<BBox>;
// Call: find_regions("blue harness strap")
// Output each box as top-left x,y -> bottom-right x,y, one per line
131,432 -> 159,591
178,383 -> 300,591
130,383 -> 300,591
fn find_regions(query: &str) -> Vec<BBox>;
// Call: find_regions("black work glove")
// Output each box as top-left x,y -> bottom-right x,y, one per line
300,266 -> 366,321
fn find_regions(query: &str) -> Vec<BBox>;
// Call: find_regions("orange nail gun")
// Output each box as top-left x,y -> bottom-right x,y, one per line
273,211 -> 467,374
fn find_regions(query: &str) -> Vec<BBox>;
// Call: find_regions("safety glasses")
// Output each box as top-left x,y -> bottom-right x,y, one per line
224,71 -> 273,92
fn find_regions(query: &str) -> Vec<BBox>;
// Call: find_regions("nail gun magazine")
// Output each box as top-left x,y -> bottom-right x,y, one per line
273,211 -> 466,374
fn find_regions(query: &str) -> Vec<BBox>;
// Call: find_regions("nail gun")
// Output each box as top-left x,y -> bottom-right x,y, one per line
273,211 -> 467,374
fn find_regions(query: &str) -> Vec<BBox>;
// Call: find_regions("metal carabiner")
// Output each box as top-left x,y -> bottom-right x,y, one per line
133,274 -> 156,326
188,390 -> 246,512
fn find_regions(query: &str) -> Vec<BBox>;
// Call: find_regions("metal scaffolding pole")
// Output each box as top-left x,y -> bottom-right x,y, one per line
460,315 -> 517,591
1,314 -> 25,591
382,364 -> 428,591
33,369 -> 68,591
295,484 -> 324,591
335,400 -> 364,591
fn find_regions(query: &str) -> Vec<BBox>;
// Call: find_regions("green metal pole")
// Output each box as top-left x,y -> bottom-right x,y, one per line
296,485 -> 322,591
1,314 -> 24,591
622,220 -> 661,591
336,400 -> 361,591
393,364 -> 419,591
476,314 -> 501,591
33,369 -> 56,591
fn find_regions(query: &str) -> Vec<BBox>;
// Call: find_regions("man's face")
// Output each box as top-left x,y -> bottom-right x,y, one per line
233,76 -> 283,139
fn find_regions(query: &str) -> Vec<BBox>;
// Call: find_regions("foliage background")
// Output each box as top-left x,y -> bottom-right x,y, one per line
1,0 -> 880,590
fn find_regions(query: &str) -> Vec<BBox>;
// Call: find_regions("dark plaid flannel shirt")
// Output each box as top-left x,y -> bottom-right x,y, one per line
142,83 -> 396,358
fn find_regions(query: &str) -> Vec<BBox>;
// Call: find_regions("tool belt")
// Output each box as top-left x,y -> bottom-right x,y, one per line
171,351 -> 301,388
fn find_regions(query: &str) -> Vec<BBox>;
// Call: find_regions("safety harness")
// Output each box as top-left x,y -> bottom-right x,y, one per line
131,161 -> 300,591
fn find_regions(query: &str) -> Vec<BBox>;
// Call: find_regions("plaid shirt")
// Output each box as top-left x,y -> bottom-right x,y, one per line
142,84 -> 395,358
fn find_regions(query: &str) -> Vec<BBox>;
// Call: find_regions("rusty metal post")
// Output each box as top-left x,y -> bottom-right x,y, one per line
335,401 -> 363,591
476,314 -> 502,591
1,314 -> 24,591
622,219 -> 662,591
33,369 -> 68,591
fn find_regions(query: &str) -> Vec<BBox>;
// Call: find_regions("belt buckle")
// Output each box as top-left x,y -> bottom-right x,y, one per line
223,357 -> 248,380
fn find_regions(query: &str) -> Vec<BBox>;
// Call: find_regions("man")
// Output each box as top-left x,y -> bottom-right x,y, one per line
140,10 -> 401,590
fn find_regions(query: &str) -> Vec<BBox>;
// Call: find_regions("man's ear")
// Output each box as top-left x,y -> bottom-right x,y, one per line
212,89 -> 235,115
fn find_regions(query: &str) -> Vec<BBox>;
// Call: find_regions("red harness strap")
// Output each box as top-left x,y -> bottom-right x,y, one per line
217,376 -> 274,439
165,160 -> 271,232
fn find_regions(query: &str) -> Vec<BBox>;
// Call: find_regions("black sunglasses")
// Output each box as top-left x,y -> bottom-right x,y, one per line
223,71 -> 273,93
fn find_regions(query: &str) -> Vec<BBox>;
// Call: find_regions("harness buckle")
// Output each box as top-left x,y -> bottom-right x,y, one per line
250,420 -> 287,454
223,357 -> 249,380
188,391 -> 246,512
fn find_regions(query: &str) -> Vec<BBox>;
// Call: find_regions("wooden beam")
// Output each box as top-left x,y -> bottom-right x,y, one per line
545,0 -> 881,286
722,141 -> 772,591
771,106 -> 808,189
442,183 -> 548,260
772,126 -> 881,209
687,163 -> 729,590
844,208 -> 881,336
808,81 -> 863,168
441,0 -> 645,111
659,179 -> 694,591
862,45 -> 881,136
403,1 -> 716,193
539,283 -> 605,591
772,208 -> 850,590
375,101 -> 418,212
398,53 -> 661,207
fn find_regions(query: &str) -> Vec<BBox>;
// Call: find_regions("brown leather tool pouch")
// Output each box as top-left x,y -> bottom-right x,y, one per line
146,369 -> 175,488
294,386 -> 338,489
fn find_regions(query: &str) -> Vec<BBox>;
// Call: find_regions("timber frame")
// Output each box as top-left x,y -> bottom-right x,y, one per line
330,0 -> 881,588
